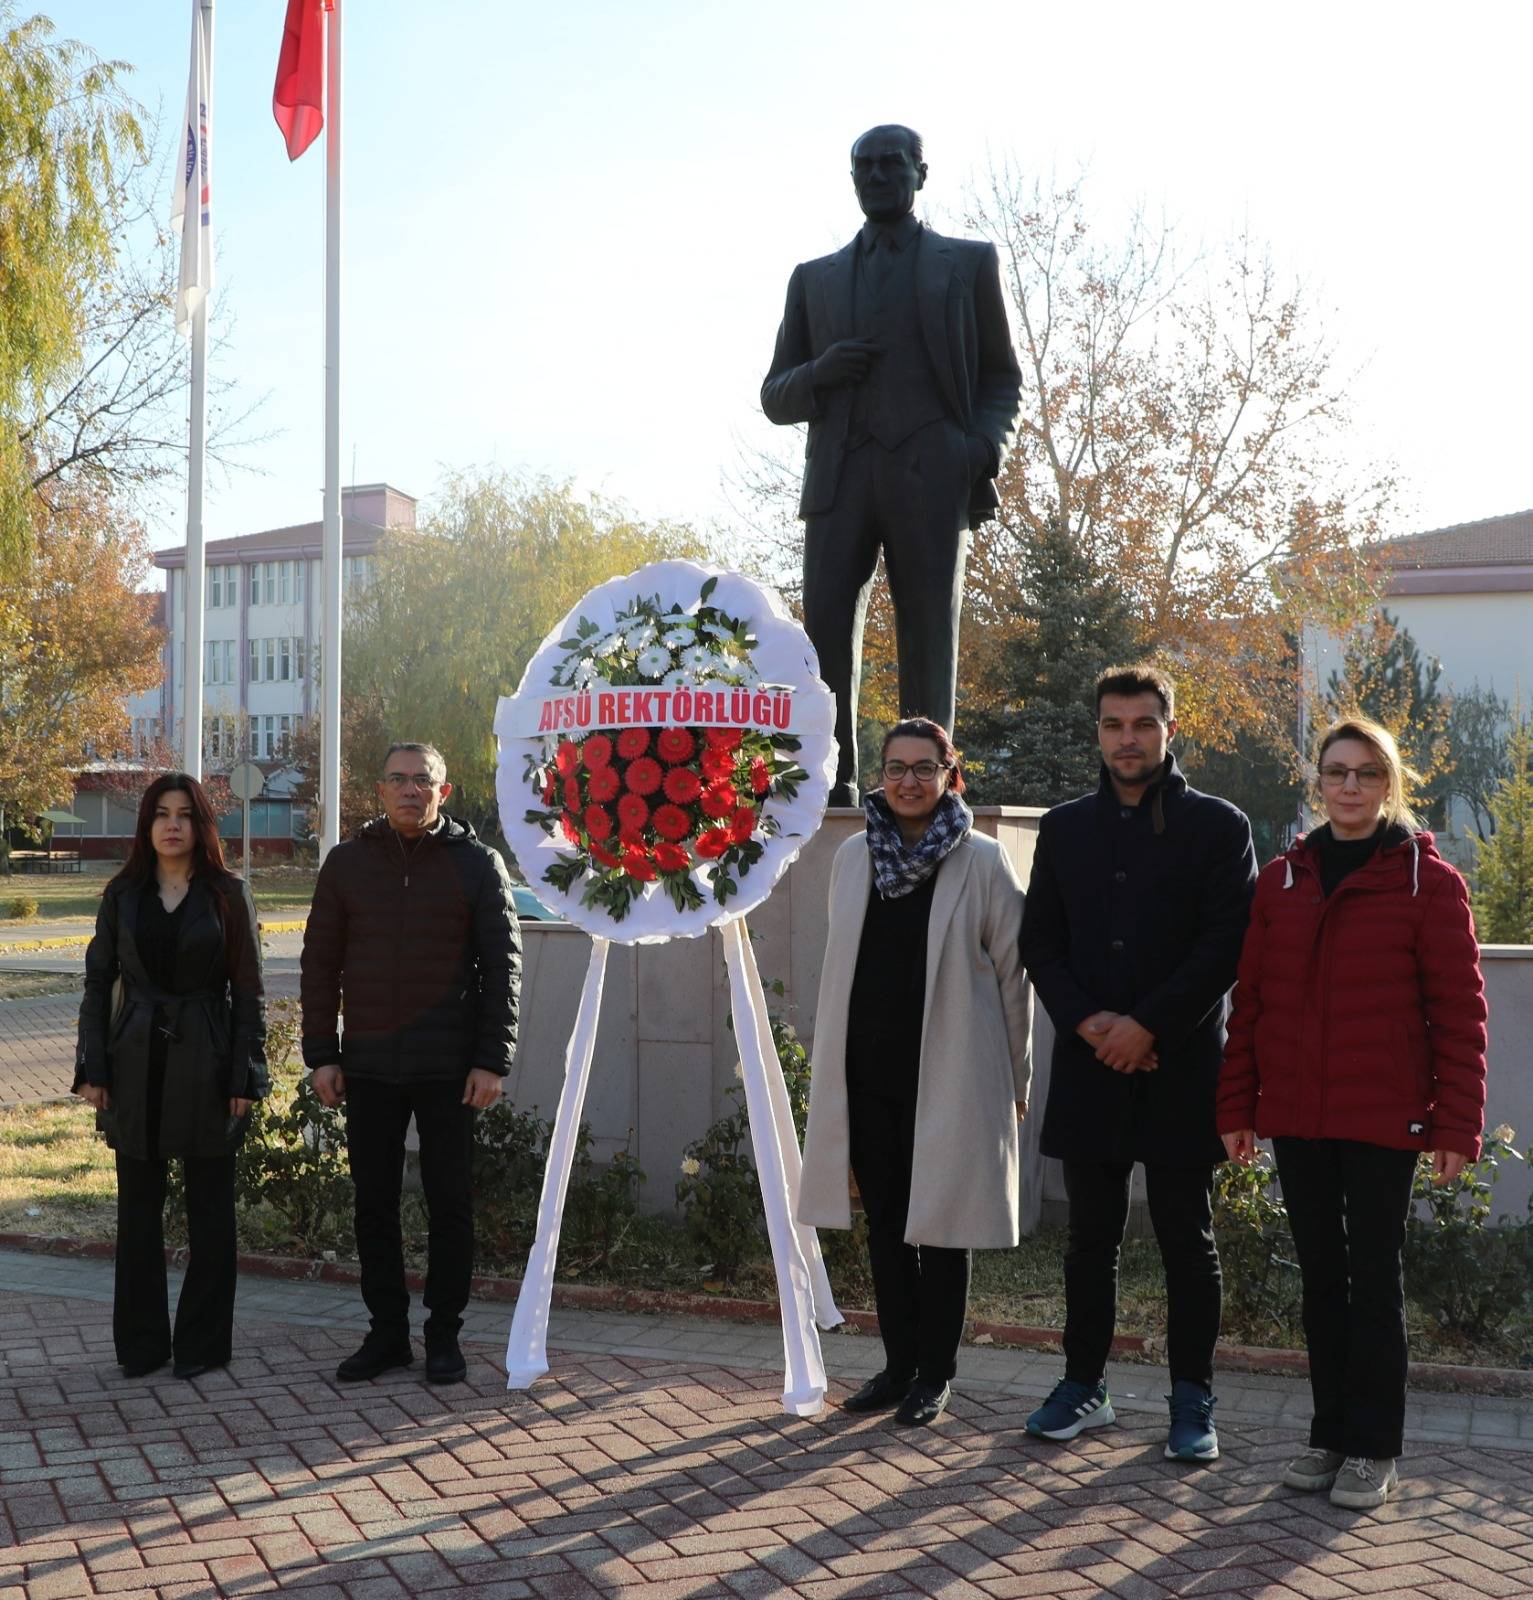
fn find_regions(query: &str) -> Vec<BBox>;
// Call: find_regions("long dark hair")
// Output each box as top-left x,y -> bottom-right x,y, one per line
112,773 -> 239,943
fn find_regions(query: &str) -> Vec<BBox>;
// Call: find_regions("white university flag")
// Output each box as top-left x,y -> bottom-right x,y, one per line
171,0 -> 212,339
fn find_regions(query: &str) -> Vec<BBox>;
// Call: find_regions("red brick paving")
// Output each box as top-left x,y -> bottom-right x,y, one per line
3,1294 -> 1533,1597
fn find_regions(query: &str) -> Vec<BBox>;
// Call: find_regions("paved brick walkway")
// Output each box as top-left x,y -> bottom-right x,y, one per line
0,995 -> 79,1105
3,1252 -> 1533,1597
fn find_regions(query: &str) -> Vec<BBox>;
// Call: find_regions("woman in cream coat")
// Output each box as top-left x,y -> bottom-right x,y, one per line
798,717 -> 1033,1427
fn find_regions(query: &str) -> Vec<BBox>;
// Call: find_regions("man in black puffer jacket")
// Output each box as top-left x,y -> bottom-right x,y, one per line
302,742 -> 521,1385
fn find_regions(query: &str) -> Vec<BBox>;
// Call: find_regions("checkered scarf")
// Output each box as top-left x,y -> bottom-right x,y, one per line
862,788 -> 973,899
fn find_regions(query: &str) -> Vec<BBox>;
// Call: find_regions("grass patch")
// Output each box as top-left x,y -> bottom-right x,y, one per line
0,1101 -> 117,1238
0,866 -> 318,924
0,972 -> 82,1000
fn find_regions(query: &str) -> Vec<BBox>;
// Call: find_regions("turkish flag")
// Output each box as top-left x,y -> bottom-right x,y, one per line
273,0 -> 326,161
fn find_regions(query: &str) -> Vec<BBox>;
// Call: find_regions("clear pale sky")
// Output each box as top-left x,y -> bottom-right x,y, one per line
62,0 -> 1533,553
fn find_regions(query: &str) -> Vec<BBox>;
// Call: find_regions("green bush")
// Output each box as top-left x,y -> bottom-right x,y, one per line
1211,1148 -> 1303,1339
676,1089 -> 762,1285
6,894 -> 39,920
1403,1127 -> 1533,1345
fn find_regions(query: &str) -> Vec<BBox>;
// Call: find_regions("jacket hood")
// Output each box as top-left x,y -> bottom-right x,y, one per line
1280,822 -> 1441,896
358,812 -> 477,846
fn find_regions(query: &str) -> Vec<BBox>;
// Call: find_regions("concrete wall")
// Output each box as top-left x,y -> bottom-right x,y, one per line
508,813 -> 1533,1231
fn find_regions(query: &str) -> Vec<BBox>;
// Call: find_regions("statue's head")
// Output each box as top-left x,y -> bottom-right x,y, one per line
850,125 -> 926,223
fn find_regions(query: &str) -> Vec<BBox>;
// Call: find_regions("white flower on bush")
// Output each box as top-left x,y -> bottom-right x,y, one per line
636,644 -> 672,679
733,1061 -> 744,1081
679,1156 -> 701,1177
1491,1123 -> 1517,1146
662,627 -> 694,648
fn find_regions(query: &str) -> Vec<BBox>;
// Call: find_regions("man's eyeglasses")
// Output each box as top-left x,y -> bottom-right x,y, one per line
383,772 -> 438,791
881,759 -> 948,782
1318,764 -> 1386,790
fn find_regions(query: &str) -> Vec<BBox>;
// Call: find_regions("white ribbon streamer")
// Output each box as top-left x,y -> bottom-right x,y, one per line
722,916 -> 829,1416
505,936 -> 610,1390
732,919 -> 843,1334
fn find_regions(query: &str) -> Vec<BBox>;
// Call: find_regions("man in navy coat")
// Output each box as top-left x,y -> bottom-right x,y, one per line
761,124 -> 1022,803
1019,665 -> 1256,1461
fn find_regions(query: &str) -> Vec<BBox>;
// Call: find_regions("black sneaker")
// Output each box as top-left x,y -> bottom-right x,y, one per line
841,1371 -> 915,1414
424,1333 -> 467,1385
336,1335 -> 413,1382
894,1382 -> 951,1427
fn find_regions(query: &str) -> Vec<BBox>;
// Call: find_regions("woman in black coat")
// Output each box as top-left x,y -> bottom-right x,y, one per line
75,773 -> 267,1379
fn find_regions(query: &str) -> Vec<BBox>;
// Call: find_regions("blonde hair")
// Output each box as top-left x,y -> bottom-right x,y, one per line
1316,715 -> 1422,831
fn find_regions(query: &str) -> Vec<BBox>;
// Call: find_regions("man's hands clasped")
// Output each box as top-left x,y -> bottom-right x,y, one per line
1077,1011 -> 1158,1073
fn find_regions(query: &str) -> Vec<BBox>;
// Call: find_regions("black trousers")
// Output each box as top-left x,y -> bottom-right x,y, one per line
344,1076 -> 475,1341
1062,1159 -> 1222,1389
804,422 -> 972,794
1273,1137 -> 1418,1459
848,1087 -> 971,1387
114,1151 -> 237,1370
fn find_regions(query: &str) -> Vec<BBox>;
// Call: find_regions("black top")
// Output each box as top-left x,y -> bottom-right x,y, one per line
1314,823 -> 1384,898
136,889 -> 188,992
845,868 -> 939,1102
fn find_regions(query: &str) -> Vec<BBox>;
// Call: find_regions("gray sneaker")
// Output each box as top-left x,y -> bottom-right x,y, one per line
1282,1447 -> 1346,1491
1329,1455 -> 1398,1509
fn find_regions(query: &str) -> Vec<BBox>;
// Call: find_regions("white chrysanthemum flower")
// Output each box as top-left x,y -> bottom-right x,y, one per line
733,1061 -> 745,1081
661,669 -> 690,690
594,632 -> 625,657
662,627 -> 695,648
572,657 -> 599,688
679,1156 -> 701,1177
625,625 -> 656,652
703,621 -> 735,641
681,644 -> 711,671
636,644 -> 672,679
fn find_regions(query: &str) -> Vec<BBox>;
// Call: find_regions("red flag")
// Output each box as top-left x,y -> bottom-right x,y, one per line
273,0 -> 326,161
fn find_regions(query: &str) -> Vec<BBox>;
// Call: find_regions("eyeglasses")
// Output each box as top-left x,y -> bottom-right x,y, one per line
881,759 -> 948,782
383,772 -> 438,791
1317,764 -> 1386,790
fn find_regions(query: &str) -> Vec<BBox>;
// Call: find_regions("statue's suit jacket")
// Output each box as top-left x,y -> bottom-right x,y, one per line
761,225 -> 1022,526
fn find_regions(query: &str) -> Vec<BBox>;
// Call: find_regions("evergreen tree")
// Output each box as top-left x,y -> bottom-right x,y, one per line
960,515 -> 1148,806
1473,710 -> 1533,943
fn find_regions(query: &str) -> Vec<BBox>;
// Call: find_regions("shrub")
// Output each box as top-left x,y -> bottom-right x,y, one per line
676,1089 -> 762,1285
1210,1148 -> 1303,1339
1403,1126 -> 1533,1345
7,894 -> 39,920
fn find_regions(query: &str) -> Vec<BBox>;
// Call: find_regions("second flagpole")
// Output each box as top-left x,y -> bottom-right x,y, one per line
320,0 -> 343,860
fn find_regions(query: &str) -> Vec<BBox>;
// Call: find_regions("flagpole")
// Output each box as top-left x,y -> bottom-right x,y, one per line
320,0 -> 343,859
182,0 -> 214,782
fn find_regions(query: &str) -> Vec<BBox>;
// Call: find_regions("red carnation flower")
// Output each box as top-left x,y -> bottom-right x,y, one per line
586,765 -> 620,803
562,777 -> 583,813
652,803 -> 692,842
584,804 -> 614,842
542,773 -> 558,806
653,840 -> 691,873
663,766 -> 703,804
705,727 -> 744,751
694,828 -> 732,859
582,734 -> 613,770
590,840 -> 622,870
555,740 -> 581,777
656,727 -> 695,764
749,756 -> 771,796
616,793 -> 650,832
560,810 -> 581,845
624,756 -> 663,796
700,781 -> 738,820
616,728 -> 650,760
622,847 -> 657,882
700,745 -> 736,782
729,805 -> 758,844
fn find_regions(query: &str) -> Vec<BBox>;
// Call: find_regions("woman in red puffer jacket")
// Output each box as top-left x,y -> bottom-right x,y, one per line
1217,716 -> 1486,1512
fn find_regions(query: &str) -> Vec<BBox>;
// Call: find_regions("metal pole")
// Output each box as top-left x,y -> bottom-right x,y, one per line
320,0 -> 343,858
182,0 -> 214,781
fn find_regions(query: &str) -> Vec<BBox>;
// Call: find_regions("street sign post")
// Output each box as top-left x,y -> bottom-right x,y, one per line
227,761 -> 264,871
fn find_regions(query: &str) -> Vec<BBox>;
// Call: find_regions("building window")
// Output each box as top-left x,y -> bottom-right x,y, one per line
263,638 -> 275,681
295,560 -> 306,604
223,639 -> 235,683
225,566 -> 237,608
205,641 -> 219,684
295,638 -> 307,680
278,714 -> 292,757
279,637 -> 291,681
248,638 -> 260,683
249,720 -> 260,757
209,568 -> 221,608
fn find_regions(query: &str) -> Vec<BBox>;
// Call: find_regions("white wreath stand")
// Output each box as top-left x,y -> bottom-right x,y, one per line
503,917 -> 843,1415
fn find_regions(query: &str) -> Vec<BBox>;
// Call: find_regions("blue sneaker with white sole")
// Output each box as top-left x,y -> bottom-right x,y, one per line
1164,1380 -> 1219,1461
1025,1377 -> 1115,1439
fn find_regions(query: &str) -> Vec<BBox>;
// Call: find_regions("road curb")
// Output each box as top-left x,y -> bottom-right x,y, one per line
1,1228 -> 1527,1395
